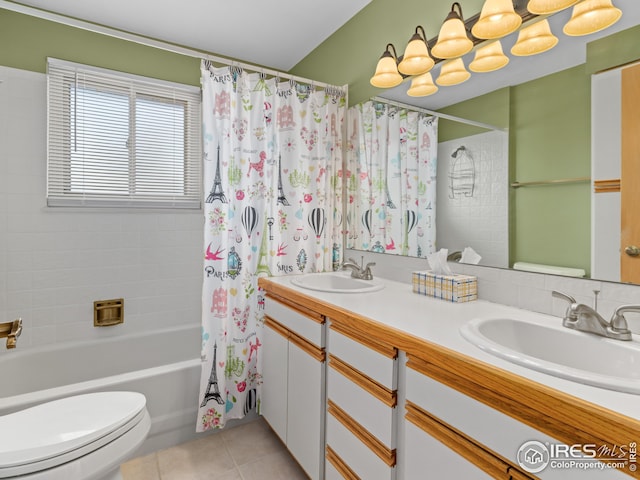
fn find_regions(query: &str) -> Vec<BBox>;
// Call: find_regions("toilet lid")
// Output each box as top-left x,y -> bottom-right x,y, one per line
0,391 -> 146,468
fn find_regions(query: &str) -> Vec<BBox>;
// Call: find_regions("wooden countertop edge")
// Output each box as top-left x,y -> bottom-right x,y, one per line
258,278 -> 640,478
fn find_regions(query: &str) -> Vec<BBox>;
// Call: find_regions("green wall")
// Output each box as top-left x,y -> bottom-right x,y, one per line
509,65 -> 591,274
0,9 -> 201,86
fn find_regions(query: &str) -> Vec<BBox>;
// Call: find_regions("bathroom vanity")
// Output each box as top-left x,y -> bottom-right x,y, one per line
258,273 -> 640,480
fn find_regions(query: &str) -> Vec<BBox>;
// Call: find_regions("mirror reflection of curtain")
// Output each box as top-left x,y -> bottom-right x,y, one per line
198,61 -> 345,431
346,101 -> 438,257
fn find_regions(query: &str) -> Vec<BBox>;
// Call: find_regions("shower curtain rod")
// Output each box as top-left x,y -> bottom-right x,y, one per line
0,0 -> 347,93
371,96 -> 507,132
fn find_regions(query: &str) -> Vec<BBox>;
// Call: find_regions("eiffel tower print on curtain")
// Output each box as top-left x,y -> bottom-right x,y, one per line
276,154 -> 290,206
206,145 -> 227,204
200,341 -> 224,407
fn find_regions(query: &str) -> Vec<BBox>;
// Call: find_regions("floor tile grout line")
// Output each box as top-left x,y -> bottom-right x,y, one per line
221,433 -> 246,480
153,452 -> 162,480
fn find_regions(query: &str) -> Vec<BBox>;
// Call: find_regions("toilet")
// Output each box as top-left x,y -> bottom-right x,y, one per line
0,391 -> 150,480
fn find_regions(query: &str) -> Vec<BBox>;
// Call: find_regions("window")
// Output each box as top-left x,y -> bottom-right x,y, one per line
47,58 -> 201,208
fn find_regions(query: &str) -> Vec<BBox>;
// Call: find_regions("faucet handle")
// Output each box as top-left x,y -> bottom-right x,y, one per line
10,318 -> 22,337
552,291 -> 579,321
552,290 -> 577,305
610,305 -> 639,334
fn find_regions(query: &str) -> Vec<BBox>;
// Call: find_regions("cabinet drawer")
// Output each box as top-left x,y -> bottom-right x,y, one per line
406,366 -> 552,470
326,446 -> 359,480
325,459 -> 344,480
329,322 -> 396,389
405,367 -> 628,479
328,362 -> 395,447
404,417 -> 496,479
326,414 -> 395,480
265,295 -> 324,347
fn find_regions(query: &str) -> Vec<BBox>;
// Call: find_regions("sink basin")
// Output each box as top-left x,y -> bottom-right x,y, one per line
460,317 -> 640,394
290,272 -> 384,294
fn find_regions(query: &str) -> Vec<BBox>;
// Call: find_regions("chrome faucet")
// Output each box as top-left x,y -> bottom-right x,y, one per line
552,291 -> 633,341
0,318 -> 23,349
341,256 -> 376,280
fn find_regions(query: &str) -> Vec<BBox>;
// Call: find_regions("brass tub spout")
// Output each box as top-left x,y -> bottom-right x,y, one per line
0,318 -> 22,349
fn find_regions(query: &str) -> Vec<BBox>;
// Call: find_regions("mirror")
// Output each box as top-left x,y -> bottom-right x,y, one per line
346,0 -> 640,285
346,102 -> 509,267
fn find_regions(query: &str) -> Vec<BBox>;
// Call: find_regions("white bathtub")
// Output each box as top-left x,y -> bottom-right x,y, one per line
0,325 -> 203,455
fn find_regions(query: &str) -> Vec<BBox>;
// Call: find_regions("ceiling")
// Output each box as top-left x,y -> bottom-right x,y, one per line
5,0 -> 372,71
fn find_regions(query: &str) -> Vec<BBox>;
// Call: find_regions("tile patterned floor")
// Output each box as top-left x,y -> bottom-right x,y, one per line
121,417 -> 308,480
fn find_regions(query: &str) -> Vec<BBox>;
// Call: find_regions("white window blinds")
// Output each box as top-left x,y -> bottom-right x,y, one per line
47,58 -> 202,208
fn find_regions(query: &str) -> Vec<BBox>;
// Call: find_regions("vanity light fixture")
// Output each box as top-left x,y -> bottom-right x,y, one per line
527,0 -> 579,15
407,72 -> 439,97
469,40 -> 510,72
471,0 -> 522,39
370,0 -> 623,98
511,18 -> 559,55
431,2 -> 474,59
398,26 -> 435,76
437,57 -> 471,86
370,43 -> 403,88
563,0 -> 622,36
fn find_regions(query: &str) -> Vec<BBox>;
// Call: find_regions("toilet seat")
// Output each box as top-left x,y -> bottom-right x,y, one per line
0,392 -> 148,479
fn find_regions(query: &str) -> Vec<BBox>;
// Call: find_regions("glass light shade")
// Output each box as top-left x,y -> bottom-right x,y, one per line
471,0 -> 523,40
370,53 -> 403,88
407,72 -> 439,97
469,41 -> 509,72
398,36 -> 435,76
431,17 -> 473,59
563,0 -> 622,36
527,0 -> 579,14
511,19 -> 559,56
436,58 -> 471,86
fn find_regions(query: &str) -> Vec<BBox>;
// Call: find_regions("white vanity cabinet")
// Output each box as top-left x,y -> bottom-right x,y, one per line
403,354 -> 629,480
325,318 -> 398,480
257,277 -> 640,480
261,294 -> 326,480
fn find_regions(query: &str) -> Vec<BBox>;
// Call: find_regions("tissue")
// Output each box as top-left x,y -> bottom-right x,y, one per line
460,247 -> 482,265
426,248 -> 453,275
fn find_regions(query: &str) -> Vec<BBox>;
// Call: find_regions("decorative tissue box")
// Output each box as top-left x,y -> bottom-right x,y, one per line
412,270 -> 478,303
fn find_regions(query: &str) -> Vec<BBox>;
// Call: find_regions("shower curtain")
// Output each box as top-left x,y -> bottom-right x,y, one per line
346,101 -> 438,258
198,61 -> 345,431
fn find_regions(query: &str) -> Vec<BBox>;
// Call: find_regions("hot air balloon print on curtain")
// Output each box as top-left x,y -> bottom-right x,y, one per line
241,206 -> 258,238
308,207 -> 326,239
362,209 -> 373,237
402,209 -> 418,256
404,210 -> 417,235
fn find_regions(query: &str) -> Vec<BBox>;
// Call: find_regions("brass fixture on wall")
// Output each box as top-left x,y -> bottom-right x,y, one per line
94,299 -> 124,327
370,0 -> 623,97
0,318 -> 22,349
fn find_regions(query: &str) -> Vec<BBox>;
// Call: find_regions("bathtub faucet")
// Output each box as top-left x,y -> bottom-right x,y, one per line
0,318 -> 22,349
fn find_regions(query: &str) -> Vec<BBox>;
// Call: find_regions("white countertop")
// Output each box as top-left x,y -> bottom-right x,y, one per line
266,272 -> 640,423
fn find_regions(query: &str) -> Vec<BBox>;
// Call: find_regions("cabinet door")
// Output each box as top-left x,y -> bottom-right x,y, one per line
287,339 -> 325,480
261,319 -> 289,444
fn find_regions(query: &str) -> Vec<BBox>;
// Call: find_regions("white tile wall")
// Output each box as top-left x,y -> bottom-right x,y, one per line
0,66 -> 203,353
436,130 -> 509,269
346,249 -> 640,334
